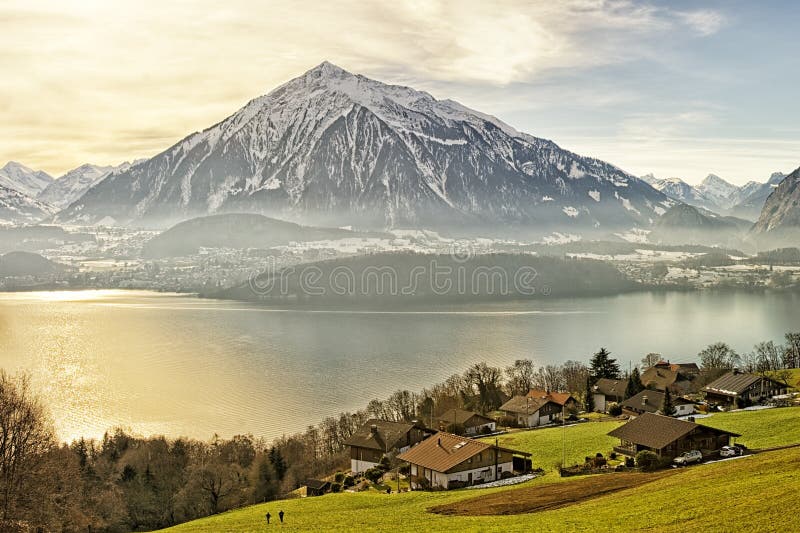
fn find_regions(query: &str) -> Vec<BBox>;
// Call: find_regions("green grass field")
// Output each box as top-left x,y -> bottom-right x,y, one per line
163,408 -> 800,533
481,421 -> 623,471
700,405 -> 800,449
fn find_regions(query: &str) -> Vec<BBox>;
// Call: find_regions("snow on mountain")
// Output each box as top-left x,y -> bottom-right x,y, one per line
729,171 -> 787,221
0,162 -> 53,197
0,184 -> 57,224
58,61 -> 671,233
695,174 -> 739,210
752,166 -> 800,242
38,161 -> 143,209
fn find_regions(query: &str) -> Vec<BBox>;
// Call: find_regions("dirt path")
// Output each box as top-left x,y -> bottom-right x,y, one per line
429,471 -> 676,516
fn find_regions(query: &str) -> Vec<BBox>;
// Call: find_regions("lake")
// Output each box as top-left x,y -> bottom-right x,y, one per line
1,289 -> 798,443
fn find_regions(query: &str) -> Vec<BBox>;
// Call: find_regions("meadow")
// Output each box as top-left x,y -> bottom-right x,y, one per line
163,407 -> 800,532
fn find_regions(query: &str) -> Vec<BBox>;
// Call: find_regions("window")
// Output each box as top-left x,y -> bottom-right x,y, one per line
477,453 -> 482,462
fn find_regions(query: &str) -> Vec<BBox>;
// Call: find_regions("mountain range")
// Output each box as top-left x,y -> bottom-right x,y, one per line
55,61 -> 674,235
642,172 -> 785,220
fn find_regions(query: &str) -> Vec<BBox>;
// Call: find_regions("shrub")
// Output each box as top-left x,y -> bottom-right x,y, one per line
364,467 -> 384,484
609,452 -> 617,460
636,450 -> 660,471
330,482 -> 342,493
446,422 -> 466,436
378,455 -> 392,472
398,464 -> 410,475
343,475 -> 355,488
448,480 -> 467,489
609,404 -> 623,416
625,457 -> 635,467
334,472 -> 345,483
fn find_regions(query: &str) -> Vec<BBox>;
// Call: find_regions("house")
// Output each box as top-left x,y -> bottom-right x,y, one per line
620,390 -> 697,417
344,419 -> 433,474
397,431 -> 531,489
302,479 -> 330,497
641,362 -> 700,395
499,395 -> 562,427
437,409 -> 496,436
608,412 -> 740,459
702,370 -> 789,407
592,378 -> 626,412
526,389 -> 578,412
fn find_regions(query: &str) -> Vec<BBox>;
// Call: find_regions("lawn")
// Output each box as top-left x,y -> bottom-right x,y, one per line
480,421 -> 624,471
163,447 -> 800,532
699,406 -> 800,449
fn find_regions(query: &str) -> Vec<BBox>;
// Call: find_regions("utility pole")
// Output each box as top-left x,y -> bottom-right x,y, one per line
562,404 -> 566,468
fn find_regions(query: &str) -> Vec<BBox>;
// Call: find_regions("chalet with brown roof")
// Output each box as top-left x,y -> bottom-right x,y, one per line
591,378 -> 625,412
608,412 -> 739,459
344,419 -> 434,473
620,390 -> 697,417
436,409 -> 496,436
499,395 -> 562,427
641,361 -> 700,395
397,432 -> 531,489
702,370 -> 788,407
526,389 -> 578,411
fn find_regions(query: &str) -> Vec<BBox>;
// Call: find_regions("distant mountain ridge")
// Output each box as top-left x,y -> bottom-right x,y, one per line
39,160 -> 143,208
57,61 -> 672,234
643,171 -> 787,220
0,162 -> 53,197
0,184 -> 56,224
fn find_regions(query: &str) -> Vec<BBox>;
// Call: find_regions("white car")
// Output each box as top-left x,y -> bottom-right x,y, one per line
673,450 -> 703,465
720,445 -> 742,457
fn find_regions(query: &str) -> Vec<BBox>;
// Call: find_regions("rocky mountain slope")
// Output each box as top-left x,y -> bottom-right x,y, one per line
729,172 -> 786,221
57,62 -> 671,235
0,184 -> 56,224
752,166 -> 800,244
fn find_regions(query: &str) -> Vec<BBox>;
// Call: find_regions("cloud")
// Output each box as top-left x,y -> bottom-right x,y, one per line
678,9 -> 727,36
0,0 -> 730,175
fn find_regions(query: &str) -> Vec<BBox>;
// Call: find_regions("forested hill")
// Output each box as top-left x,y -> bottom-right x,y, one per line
215,252 -> 635,305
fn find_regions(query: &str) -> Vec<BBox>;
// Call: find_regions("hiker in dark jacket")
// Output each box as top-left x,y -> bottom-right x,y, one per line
265,512 -> 271,524
279,510 -> 285,524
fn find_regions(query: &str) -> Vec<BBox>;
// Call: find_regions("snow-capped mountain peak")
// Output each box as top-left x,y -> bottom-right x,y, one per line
57,62 -> 669,232
0,161 -> 54,197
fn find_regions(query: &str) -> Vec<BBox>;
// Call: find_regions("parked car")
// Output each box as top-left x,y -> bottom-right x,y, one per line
720,446 -> 742,457
673,450 -> 703,466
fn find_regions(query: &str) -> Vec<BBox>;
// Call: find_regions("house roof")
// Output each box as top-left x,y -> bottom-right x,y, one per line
499,395 -> 557,415
304,479 -> 330,490
593,378 -> 626,397
397,432 -> 529,473
620,390 -> 693,414
343,419 -> 425,452
607,413 -> 739,450
526,389 -> 576,406
702,371 -> 782,397
437,409 -> 495,427
641,367 -> 681,390
654,361 -> 700,373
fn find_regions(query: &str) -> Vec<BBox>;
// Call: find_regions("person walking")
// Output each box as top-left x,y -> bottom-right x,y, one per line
279,510 -> 285,524
265,512 -> 271,525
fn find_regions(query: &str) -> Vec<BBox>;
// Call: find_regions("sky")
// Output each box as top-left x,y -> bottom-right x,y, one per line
1,0 -> 798,185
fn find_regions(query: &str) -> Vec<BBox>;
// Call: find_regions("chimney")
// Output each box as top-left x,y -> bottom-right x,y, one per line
642,395 -> 648,407
437,437 -> 441,447
370,424 -> 378,434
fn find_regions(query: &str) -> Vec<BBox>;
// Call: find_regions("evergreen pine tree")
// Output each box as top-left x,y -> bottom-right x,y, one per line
589,348 -> 621,382
625,367 -> 644,399
661,388 -> 675,416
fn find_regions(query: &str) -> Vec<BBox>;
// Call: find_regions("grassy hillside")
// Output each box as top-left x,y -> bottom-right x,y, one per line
164,445 -> 800,532
700,406 -> 800,449
481,421 -> 624,471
